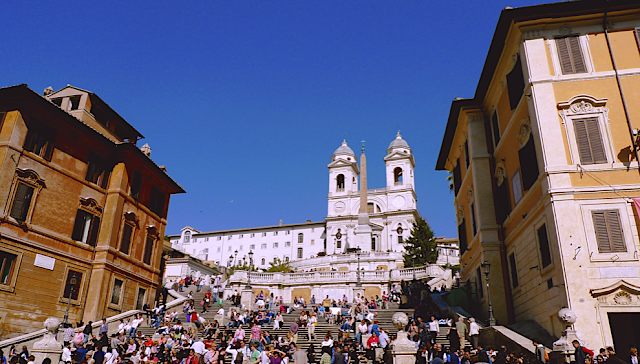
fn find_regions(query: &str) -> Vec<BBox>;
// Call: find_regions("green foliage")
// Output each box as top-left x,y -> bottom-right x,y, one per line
402,217 -> 438,267
267,258 -> 293,273
228,261 -> 251,276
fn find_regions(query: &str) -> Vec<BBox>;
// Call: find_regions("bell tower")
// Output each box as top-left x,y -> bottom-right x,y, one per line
327,140 -> 359,218
384,132 -> 415,189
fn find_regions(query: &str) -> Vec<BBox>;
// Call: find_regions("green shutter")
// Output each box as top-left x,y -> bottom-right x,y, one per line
10,182 -> 34,222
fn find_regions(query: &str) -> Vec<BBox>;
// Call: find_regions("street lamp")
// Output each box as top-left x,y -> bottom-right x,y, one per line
246,250 -> 254,289
411,254 -> 417,281
356,250 -> 362,287
481,260 -> 496,326
62,272 -> 78,327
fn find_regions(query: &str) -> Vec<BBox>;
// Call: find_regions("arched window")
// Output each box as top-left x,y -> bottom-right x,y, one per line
367,203 -> 374,213
336,174 -> 345,191
261,258 -> 266,265
284,256 -> 290,262
298,233 -> 303,244
394,167 -> 403,184
184,231 -> 191,243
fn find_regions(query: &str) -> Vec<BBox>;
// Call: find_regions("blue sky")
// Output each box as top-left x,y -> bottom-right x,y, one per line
3,0 -> 543,238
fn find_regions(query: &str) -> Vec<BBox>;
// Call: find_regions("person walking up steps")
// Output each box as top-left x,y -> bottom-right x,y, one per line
308,313 -> 317,341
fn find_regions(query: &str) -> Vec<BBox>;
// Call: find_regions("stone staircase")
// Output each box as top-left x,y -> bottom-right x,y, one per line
136,288 -> 456,354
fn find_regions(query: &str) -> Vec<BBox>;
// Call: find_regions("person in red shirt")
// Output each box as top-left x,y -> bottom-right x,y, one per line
186,349 -> 199,364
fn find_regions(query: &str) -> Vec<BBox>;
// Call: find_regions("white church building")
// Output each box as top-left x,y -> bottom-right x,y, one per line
168,133 -> 421,272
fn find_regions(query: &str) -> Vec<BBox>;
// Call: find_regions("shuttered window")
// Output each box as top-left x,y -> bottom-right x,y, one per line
491,112 -> 501,148
71,210 -> 100,246
537,224 -> 552,268
23,122 -> 56,161
509,253 -> 519,288
453,159 -> 462,195
10,182 -> 34,222
495,181 -> 511,224
573,118 -> 607,165
143,236 -> 154,265
518,137 -> 540,190
120,224 -> 134,255
149,187 -> 165,217
458,218 -> 468,254
62,270 -> 83,300
507,55 -> 525,110
556,36 -> 587,75
592,210 -> 626,253
85,155 -> 110,188
0,251 -> 18,285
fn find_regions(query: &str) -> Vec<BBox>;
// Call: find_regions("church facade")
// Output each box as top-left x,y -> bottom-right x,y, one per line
168,133 -> 420,271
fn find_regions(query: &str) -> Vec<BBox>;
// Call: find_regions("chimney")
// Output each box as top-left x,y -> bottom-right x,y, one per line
159,165 -> 167,173
307,219 -> 311,223
279,220 -> 283,226
43,86 -> 54,96
140,143 -> 151,157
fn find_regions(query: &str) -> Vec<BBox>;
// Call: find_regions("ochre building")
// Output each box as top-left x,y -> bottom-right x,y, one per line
0,84 -> 184,339
437,0 -> 640,352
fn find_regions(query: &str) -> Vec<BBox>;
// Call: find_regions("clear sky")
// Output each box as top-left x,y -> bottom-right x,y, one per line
3,0 -> 543,238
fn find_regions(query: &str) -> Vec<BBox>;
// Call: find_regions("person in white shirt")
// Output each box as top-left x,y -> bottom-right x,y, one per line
227,340 -> 250,363
469,318 -> 480,349
321,335 -> 333,347
356,320 -> 368,346
428,316 -> 440,346
192,339 -> 207,360
62,343 -> 72,363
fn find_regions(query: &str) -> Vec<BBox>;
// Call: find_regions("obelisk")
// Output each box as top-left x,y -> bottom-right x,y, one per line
354,140 -> 372,251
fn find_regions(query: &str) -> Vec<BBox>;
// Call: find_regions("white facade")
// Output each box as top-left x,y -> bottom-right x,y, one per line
169,133 -> 421,271
169,222 -> 326,270
326,133 -> 419,256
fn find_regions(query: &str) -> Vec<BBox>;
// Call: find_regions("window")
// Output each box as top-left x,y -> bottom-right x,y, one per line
592,210 -> 626,253
130,171 -> 142,201
470,203 -> 477,236
537,224 -> 552,268
68,96 -> 81,110
297,248 -> 303,259
205,237 -> 209,241
511,170 -> 523,205
0,251 -> 18,286
509,253 -> 519,288
311,228 -> 315,233
261,258 -> 265,265
85,155 -> 110,188
337,240 -> 341,249
490,112 -> 501,148
72,210 -> 101,246
23,122 -> 56,161
284,256 -> 289,262
110,278 -> 124,305
250,233 -> 255,238
136,287 -> 146,310
337,174 -> 345,191
458,218 -> 468,254
250,244 -> 255,250
518,132 -> 539,190
573,118 -> 607,165
452,159 -> 461,195
394,167 -> 403,185
239,234 -> 243,239
119,224 -> 134,254
398,236 -> 403,244
261,244 -> 267,249
184,231 -> 191,243
495,175 -> 511,224
193,238 -> 198,243
555,36 -> 587,75
371,237 -> 376,251
217,236 -> 222,241
149,187 -> 165,217
262,232 -> 267,237
285,241 -> 291,247
273,257 -> 278,263
476,267 -> 483,298
239,245 -> 243,251
285,231 -> 290,235
229,235 -> 233,240
273,242 -> 279,248
274,231 -> 278,236
311,239 -> 315,246
10,182 -> 34,222
143,236 -> 155,265
228,246 -> 232,251
216,247 -> 220,252
506,54 -> 525,110
63,270 -> 83,301
298,233 -> 303,244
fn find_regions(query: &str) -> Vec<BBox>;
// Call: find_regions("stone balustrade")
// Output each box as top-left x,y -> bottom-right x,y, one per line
227,265 -> 443,286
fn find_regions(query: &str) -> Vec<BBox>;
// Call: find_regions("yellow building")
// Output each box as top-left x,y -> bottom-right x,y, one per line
0,84 -> 184,339
437,0 -> 640,351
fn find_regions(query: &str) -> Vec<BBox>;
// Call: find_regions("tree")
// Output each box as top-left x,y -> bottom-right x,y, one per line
267,258 -> 292,273
403,217 -> 438,267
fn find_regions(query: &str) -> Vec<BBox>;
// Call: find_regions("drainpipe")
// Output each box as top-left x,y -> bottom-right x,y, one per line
603,1 -> 640,173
